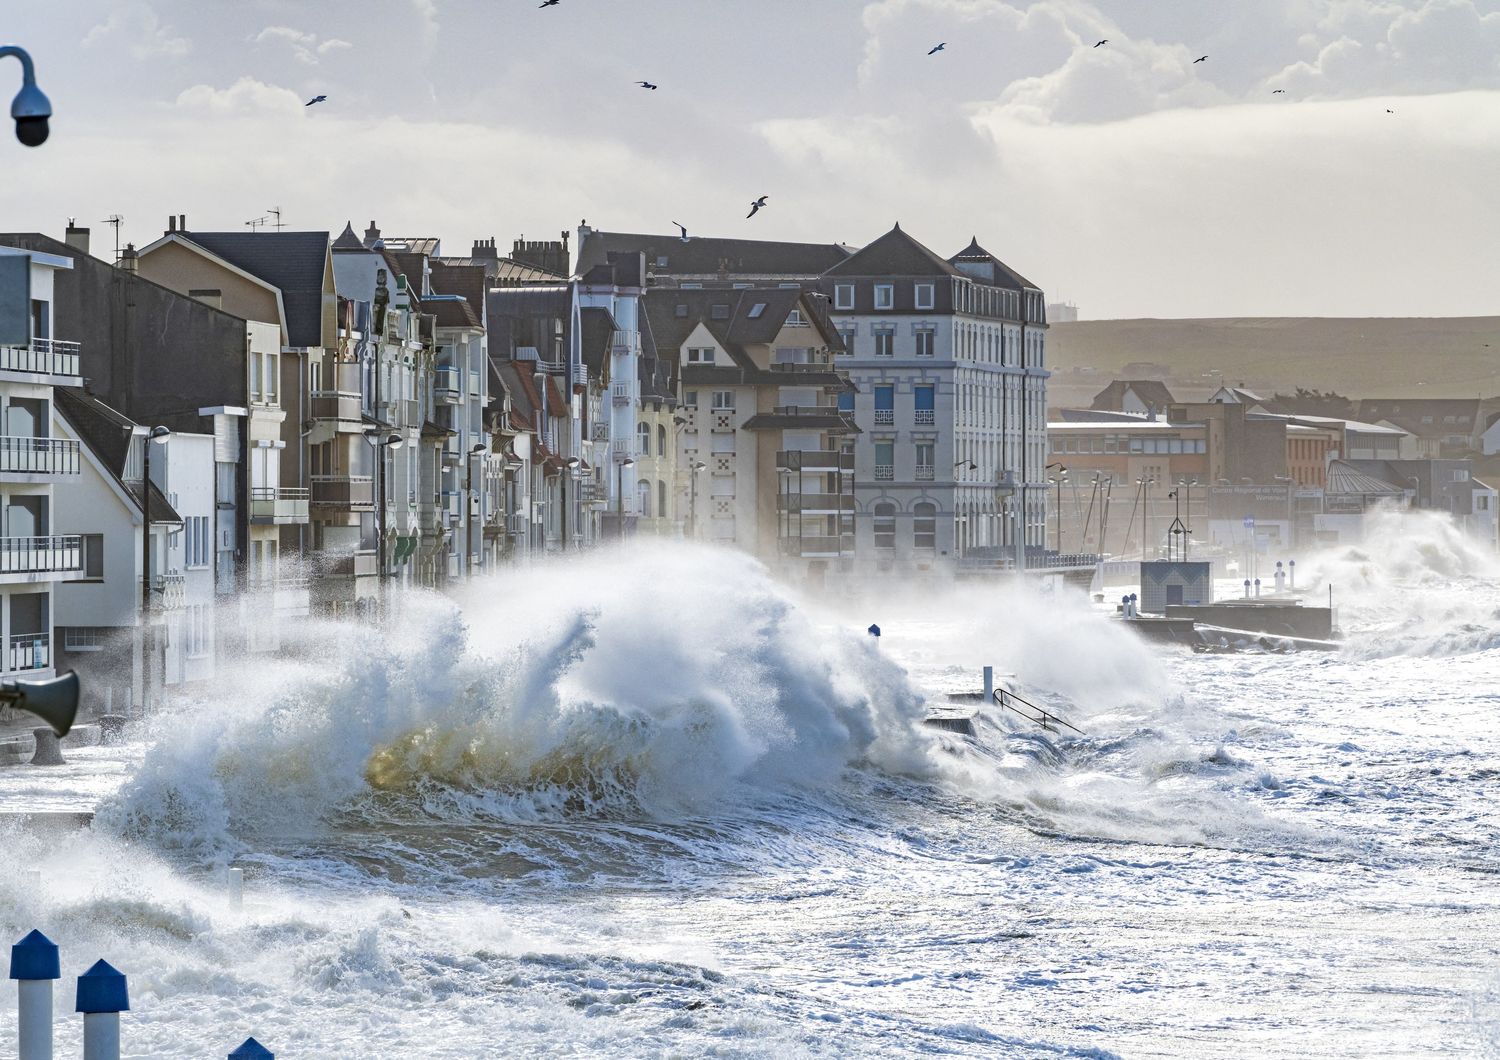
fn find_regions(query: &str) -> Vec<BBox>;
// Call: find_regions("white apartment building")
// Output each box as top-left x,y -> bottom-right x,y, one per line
0,246 -> 86,685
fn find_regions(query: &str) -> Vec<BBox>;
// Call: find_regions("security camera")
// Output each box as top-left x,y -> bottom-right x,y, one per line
2,46 -> 51,148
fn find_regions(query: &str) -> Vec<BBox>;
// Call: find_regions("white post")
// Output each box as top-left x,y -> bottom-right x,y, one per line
982,666 -> 993,703
75,959 -> 127,1060
82,1014 -> 120,1060
228,868 -> 244,912
10,929 -> 60,1060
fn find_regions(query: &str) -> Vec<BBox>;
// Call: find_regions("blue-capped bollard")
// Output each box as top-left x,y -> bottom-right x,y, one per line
229,1038 -> 274,1059
10,929 -> 60,1060
76,959 -> 128,1060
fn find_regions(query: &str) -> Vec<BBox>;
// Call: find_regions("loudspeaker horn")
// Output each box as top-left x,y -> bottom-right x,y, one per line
0,670 -> 80,737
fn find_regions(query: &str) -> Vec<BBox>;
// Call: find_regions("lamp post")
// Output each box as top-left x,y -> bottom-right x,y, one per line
464,442 -> 486,568
616,456 -> 634,540
953,460 -> 977,558
560,455 -> 580,550
689,460 -> 706,539
140,426 -> 169,715
1047,464 -> 1067,553
365,431 -> 404,580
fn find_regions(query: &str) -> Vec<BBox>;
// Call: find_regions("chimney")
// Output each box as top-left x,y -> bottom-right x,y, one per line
119,244 -> 139,273
364,220 -> 381,247
64,224 -> 90,257
470,237 -> 499,262
166,215 -> 177,234
179,214 -> 187,232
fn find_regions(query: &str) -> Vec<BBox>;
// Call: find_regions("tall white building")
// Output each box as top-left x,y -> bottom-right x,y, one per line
0,245 -> 86,687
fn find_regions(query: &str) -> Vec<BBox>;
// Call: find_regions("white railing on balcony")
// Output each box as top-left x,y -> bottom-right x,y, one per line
914,409 -> 936,426
874,409 -> 894,425
152,572 -> 186,611
0,535 -> 82,575
874,464 -> 895,481
0,436 -> 80,476
610,329 -> 640,352
7,631 -> 49,672
915,465 -> 936,481
612,382 -> 636,405
250,486 -> 310,523
433,365 -> 461,401
0,338 -> 81,379
591,422 -> 610,442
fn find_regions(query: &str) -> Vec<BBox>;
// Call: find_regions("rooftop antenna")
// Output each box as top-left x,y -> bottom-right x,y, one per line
267,206 -> 283,232
100,215 -> 124,262
245,215 -> 268,232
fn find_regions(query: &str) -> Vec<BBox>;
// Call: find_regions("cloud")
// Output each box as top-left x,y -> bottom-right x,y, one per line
82,2 -> 191,60
173,77 -> 305,117
252,25 -> 354,65
411,0 -> 440,53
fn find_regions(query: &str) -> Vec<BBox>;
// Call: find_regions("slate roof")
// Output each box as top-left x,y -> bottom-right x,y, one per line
429,261 -> 488,320
948,237 -> 1040,291
1091,379 -> 1177,412
576,230 -> 852,279
56,388 -> 184,523
332,222 -> 364,251
1325,460 -> 1404,496
1356,398 -> 1481,439
579,306 -> 617,381
823,224 -> 960,279
178,230 -> 330,348
426,295 -> 481,330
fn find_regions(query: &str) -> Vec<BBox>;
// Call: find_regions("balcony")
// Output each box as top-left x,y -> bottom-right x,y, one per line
915,465 -> 935,481
0,338 -> 81,381
250,486 -> 310,524
915,410 -> 936,426
506,512 -> 529,536
0,536 -> 82,576
310,475 -> 375,512
875,464 -> 895,481
771,404 -> 843,417
591,422 -> 610,442
310,390 -> 363,428
776,493 -> 856,513
152,573 -> 185,611
779,534 -> 855,557
433,366 -> 462,403
7,631 -> 50,672
612,382 -> 636,406
874,410 -> 894,426
611,329 -> 640,354
0,436 -> 80,477
777,450 -> 855,472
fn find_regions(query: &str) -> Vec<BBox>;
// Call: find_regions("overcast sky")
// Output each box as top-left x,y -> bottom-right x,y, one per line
4,0 -> 1498,319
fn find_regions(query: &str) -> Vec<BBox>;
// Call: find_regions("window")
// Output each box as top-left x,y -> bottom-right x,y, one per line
874,330 -> 894,357
837,327 -> 855,355
915,327 -> 935,357
711,304 -> 730,320
64,627 -> 107,652
913,502 -> 937,549
914,284 -> 935,310
687,347 -> 714,364
638,422 -> 651,455
837,391 -> 855,413
712,390 -> 735,411
915,442 -> 935,478
250,354 -> 262,402
82,533 -> 104,578
875,386 -> 895,425
874,502 -> 897,548
638,479 -> 653,517
914,385 -> 935,426
658,480 -> 667,516
733,283 -> 754,290
674,304 -> 689,318
657,424 -> 667,456
874,285 -> 894,310
786,310 -> 807,327
685,390 -> 698,407
656,256 -> 669,267
875,441 -> 894,480
748,303 -> 767,318
1453,469 -> 1470,482
834,284 -> 854,310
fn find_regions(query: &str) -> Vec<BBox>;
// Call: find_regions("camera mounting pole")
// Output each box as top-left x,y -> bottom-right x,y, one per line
1,45 -> 52,147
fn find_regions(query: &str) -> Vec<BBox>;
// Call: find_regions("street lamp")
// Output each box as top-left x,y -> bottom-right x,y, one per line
561,455 -> 580,550
365,431 -> 403,579
1048,467 -> 1068,554
689,460 -> 706,539
139,425 -> 169,716
616,456 -> 635,540
1135,476 -> 1155,560
0,46 -> 52,147
464,442 -> 487,567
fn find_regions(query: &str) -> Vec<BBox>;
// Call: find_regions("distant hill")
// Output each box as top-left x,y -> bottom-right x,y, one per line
1047,317 -> 1500,404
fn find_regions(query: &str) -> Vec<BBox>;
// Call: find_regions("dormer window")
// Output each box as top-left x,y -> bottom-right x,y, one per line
711,304 -> 730,320
674,304 -> 689,318
874,285 -> 894,310
834,284 -> 854,310
914,283 -> 934,310
656,256 -> 669,267
686,347 -> 714,364
786,310 -> 807,327
748,303 -> 767,318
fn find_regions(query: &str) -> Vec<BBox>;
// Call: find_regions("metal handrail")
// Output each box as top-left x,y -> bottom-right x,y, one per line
994,687 -> 1084,735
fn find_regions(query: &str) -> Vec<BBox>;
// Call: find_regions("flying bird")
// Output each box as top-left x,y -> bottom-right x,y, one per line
305,95 -> 327,107
928,43 -> 946,55
1193,55 -> 1208,64
673,222 -> 690,243
747,196 -> 768,219
1272,89 -> 1286,94
1386,108 -> 1395,113
1094,39 -> 1109,48
540,0 -> 560,7
636,80 -> 658,90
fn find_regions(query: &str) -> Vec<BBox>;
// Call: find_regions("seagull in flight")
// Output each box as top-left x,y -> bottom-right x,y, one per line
539,0 -> 560,7
673,222 -> 690,243
1386,108 -> 1396,113
747,196 -> 768,219
305,95 -> 327,107
928,43 -> 946,55
1272,89 -> 1286,94
636,80 -> 658,90
1094,39 -> 1109,48
1193,55 -> 1208,64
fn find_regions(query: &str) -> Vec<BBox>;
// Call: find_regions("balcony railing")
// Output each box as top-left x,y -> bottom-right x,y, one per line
610,329 -> 640,353
874,410 -> 894,425
433,366 -> 462,402
152,572 -> 185,611
0,436 -> 80,476
612,382 -> 636,406
8,631 -> 49,672
0,338 -> 81,379
914,409 -> 936,426
779,534 -> 855,557
776,493 -> 856,513
310,475 -> 375,511
591,422 -> 610,442
0,535 -> 82,575
250,486 -> 310,523
915,465 -> 935,481
874,464 -> 894,481
771,405 -> 844,417
310,390 -> 363,423
777,450 -> 855,472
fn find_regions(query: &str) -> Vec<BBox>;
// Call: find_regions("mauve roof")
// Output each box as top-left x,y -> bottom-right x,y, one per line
823,224 -> 960,279
428,296 -> 481,330
180,230 -> 330,348
1092,379 -> 1177,411
577,230 -> 852,278
429,261 -> 487,317
949,237 -> 1040,291
56,388 -> 184,523
1356,397 -> 1482,438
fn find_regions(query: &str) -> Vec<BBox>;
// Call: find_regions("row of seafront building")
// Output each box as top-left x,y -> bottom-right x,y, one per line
0,218 -> 1063,720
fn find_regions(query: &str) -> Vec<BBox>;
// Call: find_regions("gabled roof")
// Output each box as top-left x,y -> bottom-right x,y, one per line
429,261 -> 488,320
56,388 -> 184,523
823,224 -> 960,279
332,222 -> 364,251
576,230 -> 852,279
176,230 -> 330,348
642,287 -> 841,374
1091,379 -> 1176,412
948,237 -> 1039,291
1356,397 -> 1482,438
